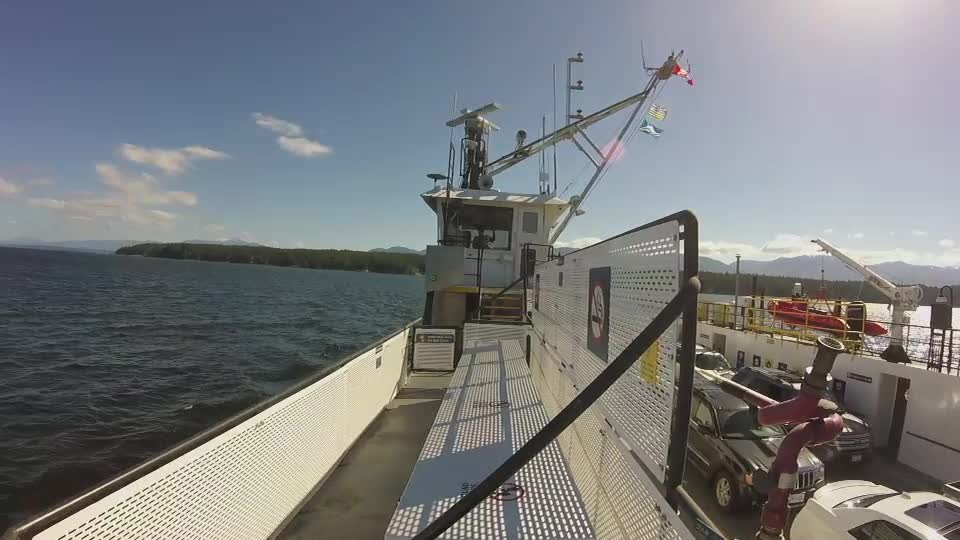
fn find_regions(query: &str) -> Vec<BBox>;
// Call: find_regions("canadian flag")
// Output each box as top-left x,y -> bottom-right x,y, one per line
672,64 -> 694,86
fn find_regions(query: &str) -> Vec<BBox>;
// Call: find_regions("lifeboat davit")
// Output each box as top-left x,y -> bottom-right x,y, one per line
767,300 -> 888,337
768,300 -> 847,333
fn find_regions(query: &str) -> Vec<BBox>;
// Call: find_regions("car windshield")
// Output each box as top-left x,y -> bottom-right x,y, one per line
696,352 -> 731,371
720,410 -> 787,439
903,499 -> 960,533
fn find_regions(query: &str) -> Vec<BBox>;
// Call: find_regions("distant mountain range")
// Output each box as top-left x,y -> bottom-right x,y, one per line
370,246 -> 426,255
0,238 -> 143,253
1,238 -> 262,253
181,239 -> 262,247
372,245 -> 959,286
699,255 -> 960,287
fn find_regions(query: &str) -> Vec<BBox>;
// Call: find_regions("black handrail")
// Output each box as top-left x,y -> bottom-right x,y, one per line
413,276 -> 701,540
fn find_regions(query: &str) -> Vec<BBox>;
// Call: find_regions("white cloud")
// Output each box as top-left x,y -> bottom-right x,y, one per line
268,240 -> 280,248
118,144 -> 230,175
28,197 -> 67,209
761,234 -> 819,256
205,223 -> 226,233
27,163 -> 197,229
276,136 -> 332,157
939,239 -> 956,248
912,230 -> 928,237
554,237 -> 602,249
26,177 -> 54,187
822,228 -> 834,234
699,240 -> 763,260
253,113 -> 332,158
294,241 -> 305,249
96,163 -> 197,206
0,177 -> 22,198
848,232 -> 864,239
252,113 -> 303,136
149,209 -> 179,222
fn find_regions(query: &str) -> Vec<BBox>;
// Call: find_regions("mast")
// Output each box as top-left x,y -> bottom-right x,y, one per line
552,63 -> 558,193
548,51 -> 683,243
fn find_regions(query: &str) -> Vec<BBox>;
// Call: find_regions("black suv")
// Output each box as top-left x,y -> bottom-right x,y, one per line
731,367 -> 873,464
687,373 -> 825,513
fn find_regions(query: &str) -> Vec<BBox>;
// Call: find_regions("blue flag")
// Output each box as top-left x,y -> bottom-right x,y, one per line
638,119 -> 664,137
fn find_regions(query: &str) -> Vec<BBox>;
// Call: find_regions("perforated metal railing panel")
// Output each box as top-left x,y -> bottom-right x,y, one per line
26,327 -> 412,540
528,213 -> 697,539
386,336 -> 594,540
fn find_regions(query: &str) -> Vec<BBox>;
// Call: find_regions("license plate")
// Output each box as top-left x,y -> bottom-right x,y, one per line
851,454 -> 863,462
788,493 -> 806,505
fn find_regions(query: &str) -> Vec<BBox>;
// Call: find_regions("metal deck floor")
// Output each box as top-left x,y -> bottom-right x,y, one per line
385,337 -> 593,540
278,371 -> 451,540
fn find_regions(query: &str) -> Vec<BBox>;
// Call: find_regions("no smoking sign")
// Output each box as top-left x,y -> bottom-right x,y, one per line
587,267 -> 611,361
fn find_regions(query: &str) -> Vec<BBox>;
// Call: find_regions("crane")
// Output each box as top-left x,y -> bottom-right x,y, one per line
811,238 -> 923,363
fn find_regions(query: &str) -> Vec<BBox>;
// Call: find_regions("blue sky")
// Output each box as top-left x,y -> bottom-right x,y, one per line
1,1 -> 956,265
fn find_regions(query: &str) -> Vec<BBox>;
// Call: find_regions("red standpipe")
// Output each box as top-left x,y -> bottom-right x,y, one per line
754,336 -> 847,540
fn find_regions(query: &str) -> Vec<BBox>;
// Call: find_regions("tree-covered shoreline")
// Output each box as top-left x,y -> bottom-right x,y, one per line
698,271 -> 954,306
116,243 -> 425,275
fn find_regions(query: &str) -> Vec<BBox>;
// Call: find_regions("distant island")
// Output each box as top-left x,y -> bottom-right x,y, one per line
116,243 -> 425,275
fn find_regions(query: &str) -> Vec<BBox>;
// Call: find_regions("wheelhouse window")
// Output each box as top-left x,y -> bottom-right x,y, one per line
522,211 -> 539,234
448,204 -> 513,250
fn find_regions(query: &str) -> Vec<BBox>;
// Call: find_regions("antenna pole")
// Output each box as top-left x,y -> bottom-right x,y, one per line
565,52 -> 583,126
552,63 -> 558,193
565,58 -> 571,127
540,115 -> 547,193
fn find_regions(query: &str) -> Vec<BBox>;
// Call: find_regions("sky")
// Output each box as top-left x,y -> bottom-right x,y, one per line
0,0 -> 956,265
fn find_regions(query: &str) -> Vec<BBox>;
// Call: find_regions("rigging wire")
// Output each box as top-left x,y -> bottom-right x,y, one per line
578,83 -> 666,204
559,160 -> 592,197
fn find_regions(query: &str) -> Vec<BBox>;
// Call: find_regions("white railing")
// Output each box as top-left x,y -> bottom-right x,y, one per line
4,320 -> 419,540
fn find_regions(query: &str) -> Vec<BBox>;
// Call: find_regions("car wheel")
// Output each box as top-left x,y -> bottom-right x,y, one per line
713,471 -> 743,512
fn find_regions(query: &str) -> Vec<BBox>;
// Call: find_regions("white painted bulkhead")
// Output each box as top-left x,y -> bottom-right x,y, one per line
422,188 -> 568,289
698,323 -> 960,483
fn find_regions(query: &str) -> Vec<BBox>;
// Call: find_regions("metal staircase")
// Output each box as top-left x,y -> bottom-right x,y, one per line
478,292 -> 525,322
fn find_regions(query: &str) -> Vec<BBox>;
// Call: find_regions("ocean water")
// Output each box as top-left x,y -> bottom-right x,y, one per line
0,247 -> 423,531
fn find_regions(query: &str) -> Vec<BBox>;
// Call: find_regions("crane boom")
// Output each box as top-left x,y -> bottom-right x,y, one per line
811,239 -> 900,301
811,238 -> 923,363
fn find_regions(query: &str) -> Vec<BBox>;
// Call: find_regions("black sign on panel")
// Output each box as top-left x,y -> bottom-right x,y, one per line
587,266 -> 612,362
847,372 -> 873,384
534,274 -> 540,310
833,379 -> 847,401
777,362 -> 788,371
736,350 -> 745,369
752,354 -> 761,367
